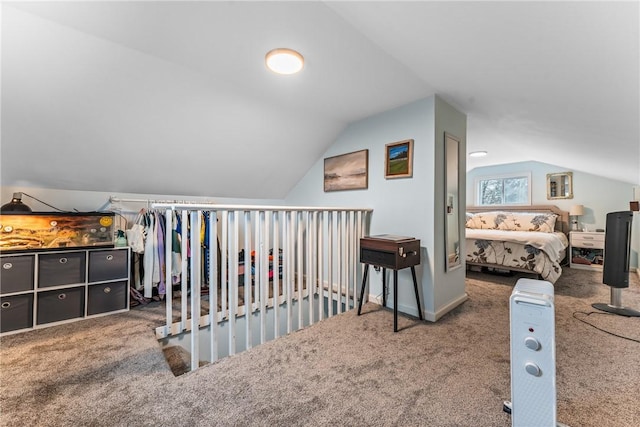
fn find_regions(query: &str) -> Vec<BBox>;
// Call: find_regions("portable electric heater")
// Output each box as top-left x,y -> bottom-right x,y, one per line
505,278 -> 561,427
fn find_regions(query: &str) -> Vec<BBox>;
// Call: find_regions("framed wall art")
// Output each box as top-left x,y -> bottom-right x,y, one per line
323,149 -> 368,192
385,139 -> 413,179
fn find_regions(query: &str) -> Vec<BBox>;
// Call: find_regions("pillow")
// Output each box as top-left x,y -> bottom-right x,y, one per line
465,212 -> 506,230
465,211 -> 558,233
496,212 -> 558,233
465,212 -> 474,227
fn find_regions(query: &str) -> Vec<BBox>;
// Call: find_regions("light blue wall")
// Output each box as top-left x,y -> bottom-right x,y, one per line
286,95 -> 468,320
433,96 -> 467,314
466,161 -> 639,269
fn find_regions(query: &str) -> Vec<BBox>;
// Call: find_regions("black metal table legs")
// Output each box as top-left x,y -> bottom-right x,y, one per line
357,264 -> 369,315
411,266 -> 423,321
357,264 -> 423,332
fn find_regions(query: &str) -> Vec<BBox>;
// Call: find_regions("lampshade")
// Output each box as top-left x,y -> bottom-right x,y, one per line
569,204 -> 584,216
0,193 -> 32,213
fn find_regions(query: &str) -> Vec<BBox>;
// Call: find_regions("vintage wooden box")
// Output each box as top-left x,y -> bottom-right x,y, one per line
360,234 -> 420,270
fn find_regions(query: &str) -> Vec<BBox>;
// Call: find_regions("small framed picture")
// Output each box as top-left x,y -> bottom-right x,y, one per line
385,139 -> 413,179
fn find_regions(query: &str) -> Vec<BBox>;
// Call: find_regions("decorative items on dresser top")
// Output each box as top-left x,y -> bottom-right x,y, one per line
569,231 -> 605,270
0,211 -> 129,335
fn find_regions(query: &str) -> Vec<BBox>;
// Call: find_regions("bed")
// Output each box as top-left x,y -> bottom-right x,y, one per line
465,205 -> 569,283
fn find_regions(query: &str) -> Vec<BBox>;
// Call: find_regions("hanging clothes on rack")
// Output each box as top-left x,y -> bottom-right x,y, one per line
171,211 -> 182,285
156,211 -> 166,297
143,212 -> 155,298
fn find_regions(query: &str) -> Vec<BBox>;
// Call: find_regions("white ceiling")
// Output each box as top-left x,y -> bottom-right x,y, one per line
1,1 -> 638,199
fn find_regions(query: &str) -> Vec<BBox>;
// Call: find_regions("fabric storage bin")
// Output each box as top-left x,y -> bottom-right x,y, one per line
38,252 -> 86,288
87,281 -> 127,315
36,286 -> 85,325
1,255 -> 34,294
88,249 -> 128,283
1,294 -> 34,333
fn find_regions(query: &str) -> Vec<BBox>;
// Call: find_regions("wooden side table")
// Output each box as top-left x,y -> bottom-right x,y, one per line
357,235 -> 423,332
569,231 -> 605,270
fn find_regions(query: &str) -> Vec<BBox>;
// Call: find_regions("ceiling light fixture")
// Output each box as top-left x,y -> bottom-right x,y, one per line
469,151 -> 488,158
265,48 -> 304,75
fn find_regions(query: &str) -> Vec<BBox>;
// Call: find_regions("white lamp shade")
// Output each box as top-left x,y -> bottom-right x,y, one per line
570,204 -> 584,216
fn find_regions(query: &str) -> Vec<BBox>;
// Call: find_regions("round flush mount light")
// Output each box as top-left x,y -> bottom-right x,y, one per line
265,48 -> 304,75
469,151 -> 488,158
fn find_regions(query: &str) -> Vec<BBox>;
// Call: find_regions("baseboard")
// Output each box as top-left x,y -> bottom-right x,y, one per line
366,292 -> 469,322
368,294 -> 383,304
424,293 -> 469,322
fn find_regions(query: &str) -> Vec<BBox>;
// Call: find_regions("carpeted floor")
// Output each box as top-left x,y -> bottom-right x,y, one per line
1,268 -> 639,426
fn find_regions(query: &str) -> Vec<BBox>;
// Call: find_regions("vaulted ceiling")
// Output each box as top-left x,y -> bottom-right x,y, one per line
2,1 -> 638,199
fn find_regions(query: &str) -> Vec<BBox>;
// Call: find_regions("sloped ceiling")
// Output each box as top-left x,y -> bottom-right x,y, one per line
1,1 -> 638,199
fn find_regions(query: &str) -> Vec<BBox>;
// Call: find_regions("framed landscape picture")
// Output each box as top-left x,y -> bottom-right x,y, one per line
385,139 -> 414,179
324,149 -> 368,192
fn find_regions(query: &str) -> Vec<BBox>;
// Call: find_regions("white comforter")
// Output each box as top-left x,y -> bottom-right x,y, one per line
465,229 -> 569,283
466,229 -> 568,262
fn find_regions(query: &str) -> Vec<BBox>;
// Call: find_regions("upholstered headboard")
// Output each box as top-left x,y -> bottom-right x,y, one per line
466,205 -> 570,235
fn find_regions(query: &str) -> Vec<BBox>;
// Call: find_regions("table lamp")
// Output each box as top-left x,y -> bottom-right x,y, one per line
569,204 -> 584,231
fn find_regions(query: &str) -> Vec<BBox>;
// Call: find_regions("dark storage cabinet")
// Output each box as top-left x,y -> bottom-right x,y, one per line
89,250 -> 128,283
1,255 -> 35,294
0,247 -> 129,336
37,287 -> 85,325
88,281 -> 127,315
38,252 -> 86,288
1,294 -> 33,333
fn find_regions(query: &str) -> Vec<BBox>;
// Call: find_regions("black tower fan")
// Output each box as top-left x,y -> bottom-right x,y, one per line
592,211 -> 639,317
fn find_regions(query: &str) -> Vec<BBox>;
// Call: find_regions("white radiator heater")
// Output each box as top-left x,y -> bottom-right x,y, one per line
508,278 -> 557,427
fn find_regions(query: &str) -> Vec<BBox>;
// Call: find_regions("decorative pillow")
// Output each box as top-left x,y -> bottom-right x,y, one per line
495,212 -> 558,233
465,211 -> 558,233
465,212 -> 506,230
465,212 -> 474,227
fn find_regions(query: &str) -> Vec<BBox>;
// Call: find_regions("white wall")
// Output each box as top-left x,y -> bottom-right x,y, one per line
0,185 -> 283,220
433,97 -> 467,313
286,95 -> 468,321
466,160 -> 639,269
3,95 -> 469,320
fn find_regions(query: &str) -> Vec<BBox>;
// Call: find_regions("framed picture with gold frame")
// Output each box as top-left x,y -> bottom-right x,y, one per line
385,139 -> 414,179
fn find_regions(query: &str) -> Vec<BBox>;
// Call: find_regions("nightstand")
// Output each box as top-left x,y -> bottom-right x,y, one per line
569,231 -> 605,270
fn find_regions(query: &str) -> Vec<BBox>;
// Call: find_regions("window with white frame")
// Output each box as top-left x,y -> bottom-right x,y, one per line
475,172 -> 531,206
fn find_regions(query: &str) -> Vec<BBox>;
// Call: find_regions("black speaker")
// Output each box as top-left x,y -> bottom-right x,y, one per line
602,211 -> 633,288
593,211 -> 639,317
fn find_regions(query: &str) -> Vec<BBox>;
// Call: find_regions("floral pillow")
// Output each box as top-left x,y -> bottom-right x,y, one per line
465,212 -> 506,229
466,211 -> 558,233
499,212 -> 558,233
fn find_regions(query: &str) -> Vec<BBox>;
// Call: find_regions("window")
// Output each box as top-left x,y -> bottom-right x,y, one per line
475,172 -> 531,206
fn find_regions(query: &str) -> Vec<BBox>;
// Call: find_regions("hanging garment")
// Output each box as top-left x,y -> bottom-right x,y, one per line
203,211 -> 210,285
151,213 -> 160,286
156,212 -> 166,297
143,213 -> 155,298
126,211 -> 146,254
171,211 -> 182,285
132,252 -> 142,291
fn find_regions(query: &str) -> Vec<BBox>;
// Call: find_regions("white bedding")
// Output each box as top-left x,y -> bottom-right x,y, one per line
465,229 -> 568,262
465,229 -> 569,283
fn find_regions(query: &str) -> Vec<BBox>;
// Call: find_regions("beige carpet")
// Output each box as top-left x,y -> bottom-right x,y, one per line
1,268 -> 639,426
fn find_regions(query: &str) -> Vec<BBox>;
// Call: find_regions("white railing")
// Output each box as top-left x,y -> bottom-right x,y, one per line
151,203 -> 372,372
